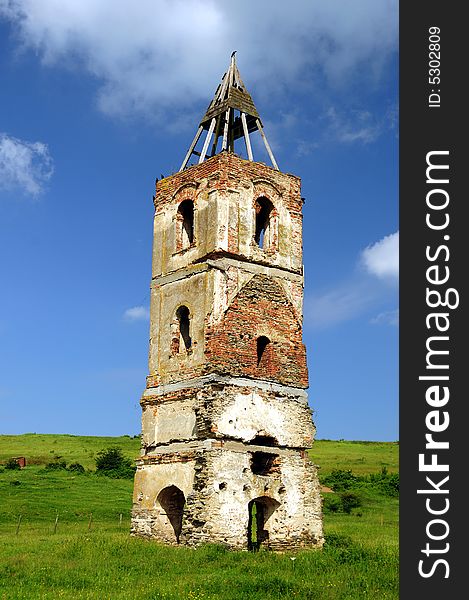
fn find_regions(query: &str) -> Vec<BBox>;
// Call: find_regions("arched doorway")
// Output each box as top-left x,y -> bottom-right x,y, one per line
156,485 -> 185,543
247,496 -> 280,550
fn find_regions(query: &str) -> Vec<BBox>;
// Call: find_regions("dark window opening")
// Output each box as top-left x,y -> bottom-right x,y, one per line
256,336 -> 270,366
247,497 -> 280,551
251,435 -> 278,447
176,305 -> 192,350
254,197 -> 274,249
251,451 -> 279,476
177,200 -> 194,249
157,485 -> 185,543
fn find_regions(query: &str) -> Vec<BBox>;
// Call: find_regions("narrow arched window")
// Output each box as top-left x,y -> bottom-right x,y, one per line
257,336 -> 270,366
254,197 -> 274,249
177,200 -> 194,250
176,305 -> 192,350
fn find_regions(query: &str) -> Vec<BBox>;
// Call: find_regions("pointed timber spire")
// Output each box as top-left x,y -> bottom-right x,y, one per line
179,52 -> 279,172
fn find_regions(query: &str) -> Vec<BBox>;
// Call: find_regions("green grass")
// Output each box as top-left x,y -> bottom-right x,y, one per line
0,433 -> 139,469
0,435 -> 398,599
0,468 -> 132,534
0,434 -> 398,475
324,489 -> 399,549
0,533 -> 398,600
310,439 -> 399,477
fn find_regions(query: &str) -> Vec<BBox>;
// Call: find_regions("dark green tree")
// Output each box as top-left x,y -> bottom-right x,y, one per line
95,447 -> 135,479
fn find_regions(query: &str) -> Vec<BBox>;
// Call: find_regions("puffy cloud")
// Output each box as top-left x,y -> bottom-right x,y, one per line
123,306 -> 150,322
0,0 -> 398,120
305,231 -> 398,329
0,133 -> 54,196
361,231 -> 399,280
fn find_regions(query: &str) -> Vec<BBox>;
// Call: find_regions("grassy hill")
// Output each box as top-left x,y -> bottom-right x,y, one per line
0,433 -> 398,474
0,433 -> 140,469
0,434 -> 398,599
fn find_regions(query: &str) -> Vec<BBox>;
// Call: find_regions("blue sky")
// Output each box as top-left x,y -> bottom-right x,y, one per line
0,1 -> 398,441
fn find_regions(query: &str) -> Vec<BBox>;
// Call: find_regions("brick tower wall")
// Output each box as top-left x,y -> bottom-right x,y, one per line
131,152 -> 324,550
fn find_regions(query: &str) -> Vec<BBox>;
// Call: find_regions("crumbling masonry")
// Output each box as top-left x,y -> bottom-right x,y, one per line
131,55 -> 324,551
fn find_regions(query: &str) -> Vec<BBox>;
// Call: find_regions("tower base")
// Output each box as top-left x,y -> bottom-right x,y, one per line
131,440 -> 324,551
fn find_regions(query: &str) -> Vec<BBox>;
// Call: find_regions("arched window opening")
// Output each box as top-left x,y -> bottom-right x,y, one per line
247,497 -> 280,551
176,305 -> 192,350
250,451 -> 280,476
157,485 -> 185,543
257,336 -> 270,366
177,200 -> 194,250
254,197 -> 274,249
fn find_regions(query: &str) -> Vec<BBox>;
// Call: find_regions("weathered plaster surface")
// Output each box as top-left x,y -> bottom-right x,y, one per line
132,444 -> 322,550
141,382 -> 314,450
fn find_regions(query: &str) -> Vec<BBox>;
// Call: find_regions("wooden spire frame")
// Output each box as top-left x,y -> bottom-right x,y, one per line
179,53 -> 279,172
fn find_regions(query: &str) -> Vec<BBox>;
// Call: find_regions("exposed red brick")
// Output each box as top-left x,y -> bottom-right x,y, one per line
205,274 -> 308,387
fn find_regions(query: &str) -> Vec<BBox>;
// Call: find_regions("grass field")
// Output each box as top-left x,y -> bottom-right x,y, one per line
0,433 -> 140,470
311,439 -> 398,476
0,434 -> 398,475
0,435 -> 398,599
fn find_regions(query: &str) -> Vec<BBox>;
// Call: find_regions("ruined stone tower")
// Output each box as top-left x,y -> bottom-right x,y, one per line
131,54 -> 324,550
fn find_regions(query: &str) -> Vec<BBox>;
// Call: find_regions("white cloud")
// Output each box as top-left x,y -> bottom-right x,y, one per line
296,140 -> 320,158
0,0 -> 398,121
325,106 -> 395,145
305,231 -> 399,329
371,309 -> 399,326
0,133 -> 54,196
305,280 -> 380,329
123,306 -> 150,322
361,231 -> 399,280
